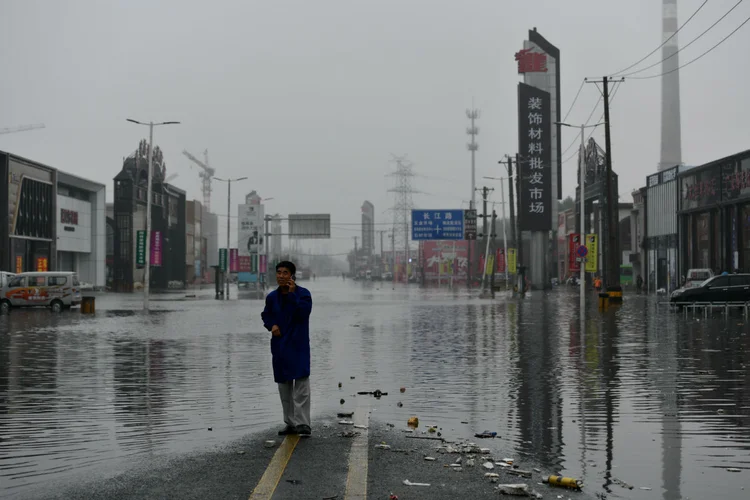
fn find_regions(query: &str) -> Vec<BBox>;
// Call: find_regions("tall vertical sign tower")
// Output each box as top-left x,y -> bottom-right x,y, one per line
659,0 -> 682,171
515,28 -> 562,289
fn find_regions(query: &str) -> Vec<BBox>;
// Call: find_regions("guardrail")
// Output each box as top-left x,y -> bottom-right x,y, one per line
660,301 -> 750,319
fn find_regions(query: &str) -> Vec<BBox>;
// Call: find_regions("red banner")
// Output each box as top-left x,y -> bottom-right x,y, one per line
568,234 -> 581,273
496,248 -> 506,273
229,248 -> 239,272
238,256 -> 251,272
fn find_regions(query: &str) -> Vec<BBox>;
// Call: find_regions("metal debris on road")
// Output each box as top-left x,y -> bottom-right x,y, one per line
402,479 -> 430,487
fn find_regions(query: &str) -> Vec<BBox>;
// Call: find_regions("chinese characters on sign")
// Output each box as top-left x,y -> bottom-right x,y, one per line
685,178 -> 717,201
150,231 -> 162,267
136,230 -> 146,266
568,234 -> 581,273
518,83 -> 552,231
515,48 -> 548,73
60,209 -> 78,225
219,248 -> 228,272
464,209 -> 477,240
36,257 -> 48,272
238,256 -> 251,272
411,210 -> 465,240
16,256 -> 23,274
229,248 -> 239,273
585,234 -> 598,273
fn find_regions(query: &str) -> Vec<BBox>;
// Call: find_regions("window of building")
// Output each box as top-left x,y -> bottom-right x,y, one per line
117,215 -> 131,259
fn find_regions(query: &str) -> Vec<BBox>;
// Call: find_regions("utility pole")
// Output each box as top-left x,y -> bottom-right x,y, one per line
388,154 -> 418,285
477,186 -> 493,292
498,156 -> 517,291
490,206 -> 497,297
379,230 -> 385,276
515,154 -> 525,296
264,215 -> 270,288
586,76 -> 624,299
468,200 -> 474,290
391,230 -> 396,288
466,108 -> 480,208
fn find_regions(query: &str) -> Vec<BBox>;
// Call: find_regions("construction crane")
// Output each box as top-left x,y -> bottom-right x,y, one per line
0,123 -> 45,135
182,149 -> 215,212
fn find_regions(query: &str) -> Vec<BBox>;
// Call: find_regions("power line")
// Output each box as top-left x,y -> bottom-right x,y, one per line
562,81 -> 623,164
621,0 -> 744,78
611,0 -> 710,76
628,12 -> 750,80
562,79 -> 586,122
560,93 -> 603,157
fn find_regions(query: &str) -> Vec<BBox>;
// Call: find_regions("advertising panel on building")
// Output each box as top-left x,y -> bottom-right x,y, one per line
518,83 -> 552,231
238,203 -> 265,258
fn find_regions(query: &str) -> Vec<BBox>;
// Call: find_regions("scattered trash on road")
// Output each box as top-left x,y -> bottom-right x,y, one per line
483,462 -> 495,470
207,427 -> 213,431
407,416 -> 419,428
480,447 -> 491,454
263,440 -> 276,448
339,420 -> 354,425
424,456 -> 436,461
496,483 -> 530,496
611,477 -> 634,490
357,390 -> 388,398
466,458 -> 476,467
340,431 -> 360,438
544,476 -> 583,490
322,496 -> 338,500
400,387 -> 406,393
402,480 -> 430,487
351,376 -> 356,379
639,487 -> 652,491
727,467 -> 741,472
337,412 -> 354,418
533,468 -> 542,473
485,473 -> 500,478
502,458 -> 514,464
375,443 -> 391,450
427,427 -> 437,434
389,495 -> 398,500
237,451 -> 246,455
338,382 -> 342,388
497,462 -> 512,468
340,399 -> 345,405
475,430 -> 497,439
354,424 -> 368,430
397,402 -> 403,407
508,469 -> 533,479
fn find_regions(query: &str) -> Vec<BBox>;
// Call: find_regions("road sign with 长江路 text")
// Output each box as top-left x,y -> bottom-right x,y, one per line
411,209 -> 465,240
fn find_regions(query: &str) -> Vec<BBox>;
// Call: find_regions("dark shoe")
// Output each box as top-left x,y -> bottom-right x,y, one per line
278,425 -> 298,436
296,425 -> 311,436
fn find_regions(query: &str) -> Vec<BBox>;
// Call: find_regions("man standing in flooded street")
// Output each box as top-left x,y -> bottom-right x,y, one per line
261,261 -> 314,436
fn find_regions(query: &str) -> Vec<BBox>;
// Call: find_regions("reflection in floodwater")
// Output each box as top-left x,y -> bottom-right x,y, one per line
1,283 -> 749,498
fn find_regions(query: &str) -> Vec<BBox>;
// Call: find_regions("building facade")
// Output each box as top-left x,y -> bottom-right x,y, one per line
679,149 -> 750,275
270,214 -> 282,261
0,151 -> 56,274
630,187 -> 646,283
186,200 -> 208,282
645,166 -> 681,292
56,171 -> 106,287
202,207 -> 218,275
112,141 -> 186,291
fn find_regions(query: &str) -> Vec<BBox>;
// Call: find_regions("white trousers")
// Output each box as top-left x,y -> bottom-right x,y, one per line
278,377 -> 311,427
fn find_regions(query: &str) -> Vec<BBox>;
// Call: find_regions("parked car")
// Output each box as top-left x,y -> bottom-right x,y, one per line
1,272 -> 81,313
670,273 -> 750,305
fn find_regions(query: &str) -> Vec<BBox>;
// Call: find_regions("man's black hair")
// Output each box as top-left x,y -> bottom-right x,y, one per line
276,260 -> 296,276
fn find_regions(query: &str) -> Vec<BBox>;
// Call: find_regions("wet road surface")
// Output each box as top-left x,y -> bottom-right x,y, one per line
1,278 -> 748,499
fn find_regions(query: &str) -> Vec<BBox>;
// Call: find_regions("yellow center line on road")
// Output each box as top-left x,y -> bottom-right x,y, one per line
248,434 -> 300,500
344,402 -> 371,500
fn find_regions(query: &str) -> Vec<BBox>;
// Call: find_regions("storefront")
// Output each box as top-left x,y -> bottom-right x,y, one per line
679,149 -> 750,275
56,171 -> 106,287
0,151 -> 57,273
645,166 -> 680,292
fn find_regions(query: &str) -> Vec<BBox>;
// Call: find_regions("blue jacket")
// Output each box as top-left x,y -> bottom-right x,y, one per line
261,286 -> 313,383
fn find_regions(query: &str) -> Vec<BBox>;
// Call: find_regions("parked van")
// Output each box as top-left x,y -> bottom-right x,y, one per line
1,272 -> 81,313
0,272 -> 15,289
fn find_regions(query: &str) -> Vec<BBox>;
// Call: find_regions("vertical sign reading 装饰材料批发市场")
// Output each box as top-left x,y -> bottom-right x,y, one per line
518,83 -> 551,232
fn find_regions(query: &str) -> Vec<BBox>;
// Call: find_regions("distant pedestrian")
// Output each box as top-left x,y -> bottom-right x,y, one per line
636,274 -> 643,292
261,261 -> 314,437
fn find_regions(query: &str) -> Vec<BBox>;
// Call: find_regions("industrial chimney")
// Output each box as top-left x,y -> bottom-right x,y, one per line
659,0 -> 682,171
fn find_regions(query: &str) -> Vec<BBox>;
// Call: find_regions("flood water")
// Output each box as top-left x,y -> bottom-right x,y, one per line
1,278 -> 748,499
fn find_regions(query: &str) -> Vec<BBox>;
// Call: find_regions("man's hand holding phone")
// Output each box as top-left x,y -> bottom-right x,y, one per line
287,277 -> 296,293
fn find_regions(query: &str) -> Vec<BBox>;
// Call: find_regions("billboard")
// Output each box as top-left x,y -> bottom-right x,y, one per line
411,209 -> 465,240
518,82 -> 552,232
422,241 -> 469,281
238,203 -> 265,257
288,214 -> 331,239
150,231 -> 162,267
585,234 -> 598,273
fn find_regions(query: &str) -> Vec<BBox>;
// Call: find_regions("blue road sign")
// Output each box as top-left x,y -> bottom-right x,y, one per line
577,245 -> 588,258
412,209 -> 465,240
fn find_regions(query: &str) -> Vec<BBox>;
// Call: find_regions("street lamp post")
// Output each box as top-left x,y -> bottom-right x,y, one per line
484,176 -> 511,292
126,119 -> 180,311
556,121 -> 604,316
214,176 -> 248,300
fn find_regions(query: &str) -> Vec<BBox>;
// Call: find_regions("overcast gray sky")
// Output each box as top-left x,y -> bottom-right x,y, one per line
2,0 -> 748,253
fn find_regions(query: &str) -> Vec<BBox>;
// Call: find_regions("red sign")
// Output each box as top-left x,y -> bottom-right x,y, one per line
238,256 -> 251,272
568,234 -> 581,273
61,209 -> 78,225
16,256 -> 22,273
496,248 -> 506,273
515,48 -> 548,73
259,255 -> 267,274
36,257 -> 48,272
150,231 -> 162,267
229,249 -> 239,272
685,178 -> 717,201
